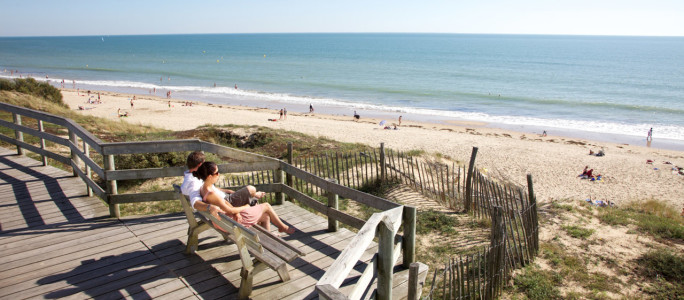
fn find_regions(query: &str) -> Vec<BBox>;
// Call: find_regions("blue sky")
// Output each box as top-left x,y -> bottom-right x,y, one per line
1,0 -> 683,37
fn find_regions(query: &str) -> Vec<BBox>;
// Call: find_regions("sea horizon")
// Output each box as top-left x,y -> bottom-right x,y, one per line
2,33 -> 683,150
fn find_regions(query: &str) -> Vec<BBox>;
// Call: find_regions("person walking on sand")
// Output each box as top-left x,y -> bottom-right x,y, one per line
309,104 -> 314,113
130,99 -> 134,109
283,108 -> 287,120
647,128 -> 653,141
398,115 -> 402,127
279,109 -> 284,120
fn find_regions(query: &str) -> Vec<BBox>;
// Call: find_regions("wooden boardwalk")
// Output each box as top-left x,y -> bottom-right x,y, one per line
0,148 -> 424,299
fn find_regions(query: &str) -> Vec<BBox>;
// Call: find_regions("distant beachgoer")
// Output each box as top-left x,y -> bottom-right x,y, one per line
213,82 -> 216,87
309,104 -> 314,113
542,130 -> 547,137
279,109 -> 284,120
72,80 -> 76,89
647,128 -> 653,141
353,111 -> 360,121
283,108 -> 287,120
168,101 -> 171,108
153,87 -> 156,94
61,79 -> 64,88
130,99 -> 134,109
398,115 -> 402,126
235,84 -> 238,89
97,92 -> 100,101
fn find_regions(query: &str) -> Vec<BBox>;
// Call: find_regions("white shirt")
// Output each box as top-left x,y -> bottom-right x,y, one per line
181,170 -> 203,210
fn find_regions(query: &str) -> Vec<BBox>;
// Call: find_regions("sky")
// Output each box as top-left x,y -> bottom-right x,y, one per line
1,0 -> 683,37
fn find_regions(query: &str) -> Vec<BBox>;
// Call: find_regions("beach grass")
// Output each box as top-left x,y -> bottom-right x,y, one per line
598,199 -> 684,241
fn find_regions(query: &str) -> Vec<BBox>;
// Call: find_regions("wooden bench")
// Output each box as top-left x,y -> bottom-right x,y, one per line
172,184 -> 305,299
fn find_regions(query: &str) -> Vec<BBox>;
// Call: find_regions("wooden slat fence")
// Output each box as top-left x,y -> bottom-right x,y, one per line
289,144 -> 539,300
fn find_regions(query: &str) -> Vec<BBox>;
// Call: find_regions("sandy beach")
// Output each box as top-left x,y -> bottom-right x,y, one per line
64,89 -> 684,207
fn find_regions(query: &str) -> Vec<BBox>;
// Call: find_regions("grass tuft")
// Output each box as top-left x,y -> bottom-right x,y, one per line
563,225 -> 595,239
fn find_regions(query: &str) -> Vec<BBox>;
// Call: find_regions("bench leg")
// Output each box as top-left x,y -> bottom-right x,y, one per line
276,264 -> 291,282
239,267 -> 255,300
185,230 -> 200,254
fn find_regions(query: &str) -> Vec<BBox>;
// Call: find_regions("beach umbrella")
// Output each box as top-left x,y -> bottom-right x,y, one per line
379,120 -> 386,126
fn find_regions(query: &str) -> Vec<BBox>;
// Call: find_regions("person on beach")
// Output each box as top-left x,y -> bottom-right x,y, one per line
398,115 -> 402,127
283,108 -> 287,120
194,161 -> 295,233
353,111 -> 360,121
279,109 -> 284,120
130,99 -> 134,109
647,128 -> 653,141
309,104 -> 314,113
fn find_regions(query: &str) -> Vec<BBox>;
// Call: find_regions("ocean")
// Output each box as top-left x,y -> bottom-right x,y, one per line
1,33 -> 683,150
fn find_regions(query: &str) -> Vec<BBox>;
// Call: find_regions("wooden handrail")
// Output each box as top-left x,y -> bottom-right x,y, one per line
316,206 -> 403,300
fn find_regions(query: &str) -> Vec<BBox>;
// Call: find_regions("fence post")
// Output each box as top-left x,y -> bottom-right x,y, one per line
37,120 -> 47,166
403,205 -> 416,267
377,218 -> 394,300
12,113 -> 25,155
380,142 -> 386,182
68,128 -> 81,177
274,168 -> 284,205
486,205 -> 505,299
286,142 -> 293,201
83,140 -> 92,197
408,262 -> 420,300
104,154 -> 120,218
327,179 -> 339,232
465,147 -> 478,213
526,174 -> 538,255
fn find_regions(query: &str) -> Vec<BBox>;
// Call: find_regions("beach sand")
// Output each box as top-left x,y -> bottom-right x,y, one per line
64,89 -> 684,207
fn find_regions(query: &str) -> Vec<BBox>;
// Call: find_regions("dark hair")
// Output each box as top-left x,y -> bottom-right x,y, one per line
192,161 -> 217,181
186,151 -> 205,169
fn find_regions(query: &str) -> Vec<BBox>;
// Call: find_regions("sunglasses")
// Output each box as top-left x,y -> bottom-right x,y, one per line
212,170 -> 220,176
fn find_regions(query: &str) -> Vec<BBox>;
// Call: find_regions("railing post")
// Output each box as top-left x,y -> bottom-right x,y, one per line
380,142 -> 386,182
274,168 -> 284,205
37,120 -> 47,166
402,205 -> 416,267
465,147 -> 478,213
327,179 -> 339,232
68,128 -> 81,177
104,154 -> 120,218
408,262 -> 420,300
377,218 -> 394,300
12,113 -> 24,155
84,140 -> 92,197
286,142 -> 293,201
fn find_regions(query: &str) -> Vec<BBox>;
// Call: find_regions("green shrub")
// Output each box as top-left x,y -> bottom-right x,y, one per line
637,249 -> 684,282
0,78 -> 65,107
513,267 -> 562,300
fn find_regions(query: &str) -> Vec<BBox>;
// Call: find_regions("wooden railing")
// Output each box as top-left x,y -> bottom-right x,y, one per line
0,101 -> 419,300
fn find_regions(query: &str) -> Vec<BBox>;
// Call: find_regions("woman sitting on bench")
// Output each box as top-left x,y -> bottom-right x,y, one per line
194,161 -> 295,234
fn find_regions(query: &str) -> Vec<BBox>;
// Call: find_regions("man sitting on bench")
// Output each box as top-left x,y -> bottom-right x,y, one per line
181,151 -> 223,216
